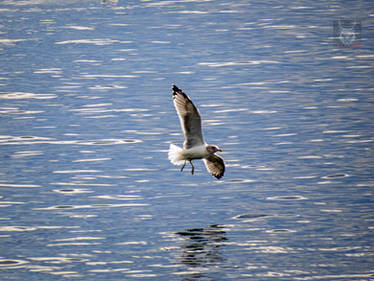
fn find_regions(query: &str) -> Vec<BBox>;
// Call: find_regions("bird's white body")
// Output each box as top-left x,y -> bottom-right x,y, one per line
168,143 -> 208,165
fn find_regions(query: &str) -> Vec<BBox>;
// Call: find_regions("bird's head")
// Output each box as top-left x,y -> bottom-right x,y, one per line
206,145 -> 223,154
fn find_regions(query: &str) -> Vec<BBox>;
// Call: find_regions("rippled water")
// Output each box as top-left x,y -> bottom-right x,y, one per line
1,0 -> 374,280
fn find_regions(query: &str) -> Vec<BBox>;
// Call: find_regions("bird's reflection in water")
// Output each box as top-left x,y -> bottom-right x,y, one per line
176,224 -> 227,267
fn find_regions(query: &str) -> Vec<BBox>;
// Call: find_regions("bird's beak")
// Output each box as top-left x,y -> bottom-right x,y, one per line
218,148 -> 223,152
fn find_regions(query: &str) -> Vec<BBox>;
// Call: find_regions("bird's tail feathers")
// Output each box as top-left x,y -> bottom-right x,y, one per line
168,144 -> 185,165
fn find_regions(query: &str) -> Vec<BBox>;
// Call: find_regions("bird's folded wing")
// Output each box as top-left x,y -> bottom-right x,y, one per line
203,154 -> 225,179
172,85 -> 204,149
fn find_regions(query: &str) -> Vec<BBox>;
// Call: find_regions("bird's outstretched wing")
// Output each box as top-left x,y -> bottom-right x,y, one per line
172,85 -> 204,149
203,154 -> 225,179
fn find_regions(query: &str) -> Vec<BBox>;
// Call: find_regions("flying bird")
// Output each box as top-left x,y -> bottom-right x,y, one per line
168,85 -> 225,179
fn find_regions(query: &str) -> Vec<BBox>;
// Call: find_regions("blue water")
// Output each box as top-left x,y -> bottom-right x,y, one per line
1,0 -> 374,280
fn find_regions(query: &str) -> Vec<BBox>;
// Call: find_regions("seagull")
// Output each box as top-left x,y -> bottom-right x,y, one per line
168,85 -> 225,179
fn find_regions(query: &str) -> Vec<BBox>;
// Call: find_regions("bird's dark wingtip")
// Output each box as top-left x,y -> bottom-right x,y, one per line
172,85 -> 185,99
215,174 -> 223,179
172,85 -> 181,92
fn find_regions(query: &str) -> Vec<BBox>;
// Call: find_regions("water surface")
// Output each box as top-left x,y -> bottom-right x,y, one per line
1,0 -> 374,280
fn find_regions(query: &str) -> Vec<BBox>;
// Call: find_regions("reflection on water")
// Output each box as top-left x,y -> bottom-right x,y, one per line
1,0 -> 374,280
176,225 -> 227,267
